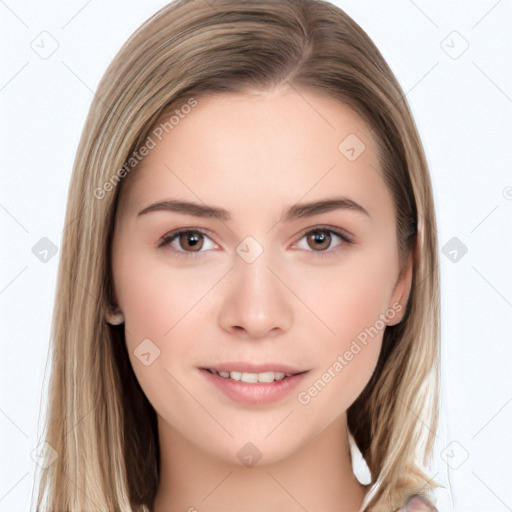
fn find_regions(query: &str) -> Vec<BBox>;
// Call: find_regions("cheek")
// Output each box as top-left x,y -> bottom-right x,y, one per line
113,249 -> 225,348
113,250 -> 221,435
290,252 -> 396,412
291,248 -> 396,342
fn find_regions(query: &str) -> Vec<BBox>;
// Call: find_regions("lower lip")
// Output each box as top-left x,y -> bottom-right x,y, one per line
200,369 -> 308,405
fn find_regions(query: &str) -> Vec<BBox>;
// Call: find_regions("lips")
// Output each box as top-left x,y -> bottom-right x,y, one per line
200,364 -> 308,404
207,369 -> 292,383
201,362 -> 306,384
201,361 -> 305,375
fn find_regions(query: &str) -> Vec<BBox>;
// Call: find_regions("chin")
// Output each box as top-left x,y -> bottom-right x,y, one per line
204,435 -> 302,469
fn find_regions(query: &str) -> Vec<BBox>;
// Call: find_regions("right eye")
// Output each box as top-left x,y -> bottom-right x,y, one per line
158,228 -> 219,259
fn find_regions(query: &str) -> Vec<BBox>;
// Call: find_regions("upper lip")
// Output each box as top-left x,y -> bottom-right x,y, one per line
201,362 -> 307,375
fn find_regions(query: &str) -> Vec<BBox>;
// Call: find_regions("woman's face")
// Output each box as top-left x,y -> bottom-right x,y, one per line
111,88 -> 411,466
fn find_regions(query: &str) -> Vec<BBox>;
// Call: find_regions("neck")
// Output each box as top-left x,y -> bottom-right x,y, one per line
153,414 -> 368,512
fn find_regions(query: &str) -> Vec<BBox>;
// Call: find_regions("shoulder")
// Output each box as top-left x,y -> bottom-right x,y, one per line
399,494 -> 438,511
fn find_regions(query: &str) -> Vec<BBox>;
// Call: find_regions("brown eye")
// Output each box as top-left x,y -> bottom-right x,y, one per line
306,230 -> 332,251
159,228 -> 217,258
178,231 -> 204,252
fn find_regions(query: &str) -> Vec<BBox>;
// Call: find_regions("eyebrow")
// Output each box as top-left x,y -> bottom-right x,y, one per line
137,197 -> 370,221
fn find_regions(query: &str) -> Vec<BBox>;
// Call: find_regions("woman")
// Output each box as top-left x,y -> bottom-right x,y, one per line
33,1 -> 442,510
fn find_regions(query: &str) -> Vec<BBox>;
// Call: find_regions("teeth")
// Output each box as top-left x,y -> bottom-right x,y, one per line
258,371 -> 279,383
208,369 -> 292,383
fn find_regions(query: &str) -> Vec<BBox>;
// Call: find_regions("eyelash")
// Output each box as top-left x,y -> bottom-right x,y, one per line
157,225 -> 354,260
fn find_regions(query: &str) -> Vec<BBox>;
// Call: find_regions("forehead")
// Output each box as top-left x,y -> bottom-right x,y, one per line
117,88 -> 389,220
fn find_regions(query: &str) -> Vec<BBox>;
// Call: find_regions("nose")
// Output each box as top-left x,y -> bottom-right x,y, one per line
217,249 -> 294,339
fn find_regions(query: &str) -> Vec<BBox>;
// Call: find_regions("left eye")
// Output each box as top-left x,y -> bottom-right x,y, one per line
293,228 -> 351,253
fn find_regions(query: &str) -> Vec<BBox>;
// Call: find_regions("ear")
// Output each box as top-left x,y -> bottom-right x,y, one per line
105,304 -> 125,325
387,250 -> 413,326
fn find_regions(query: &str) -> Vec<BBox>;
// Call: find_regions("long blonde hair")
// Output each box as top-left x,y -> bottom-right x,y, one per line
33,1 -> 442,510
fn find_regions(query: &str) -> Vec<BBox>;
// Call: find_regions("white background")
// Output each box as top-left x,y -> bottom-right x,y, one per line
1,1 -> 511,511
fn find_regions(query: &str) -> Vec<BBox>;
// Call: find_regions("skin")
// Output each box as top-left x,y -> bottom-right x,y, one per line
111,87 -> 413,512
401,495 -> 437,511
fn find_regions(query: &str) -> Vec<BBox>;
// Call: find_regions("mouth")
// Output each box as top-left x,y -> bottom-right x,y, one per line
199,364 -> 309,404
204,368 -> 300,383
